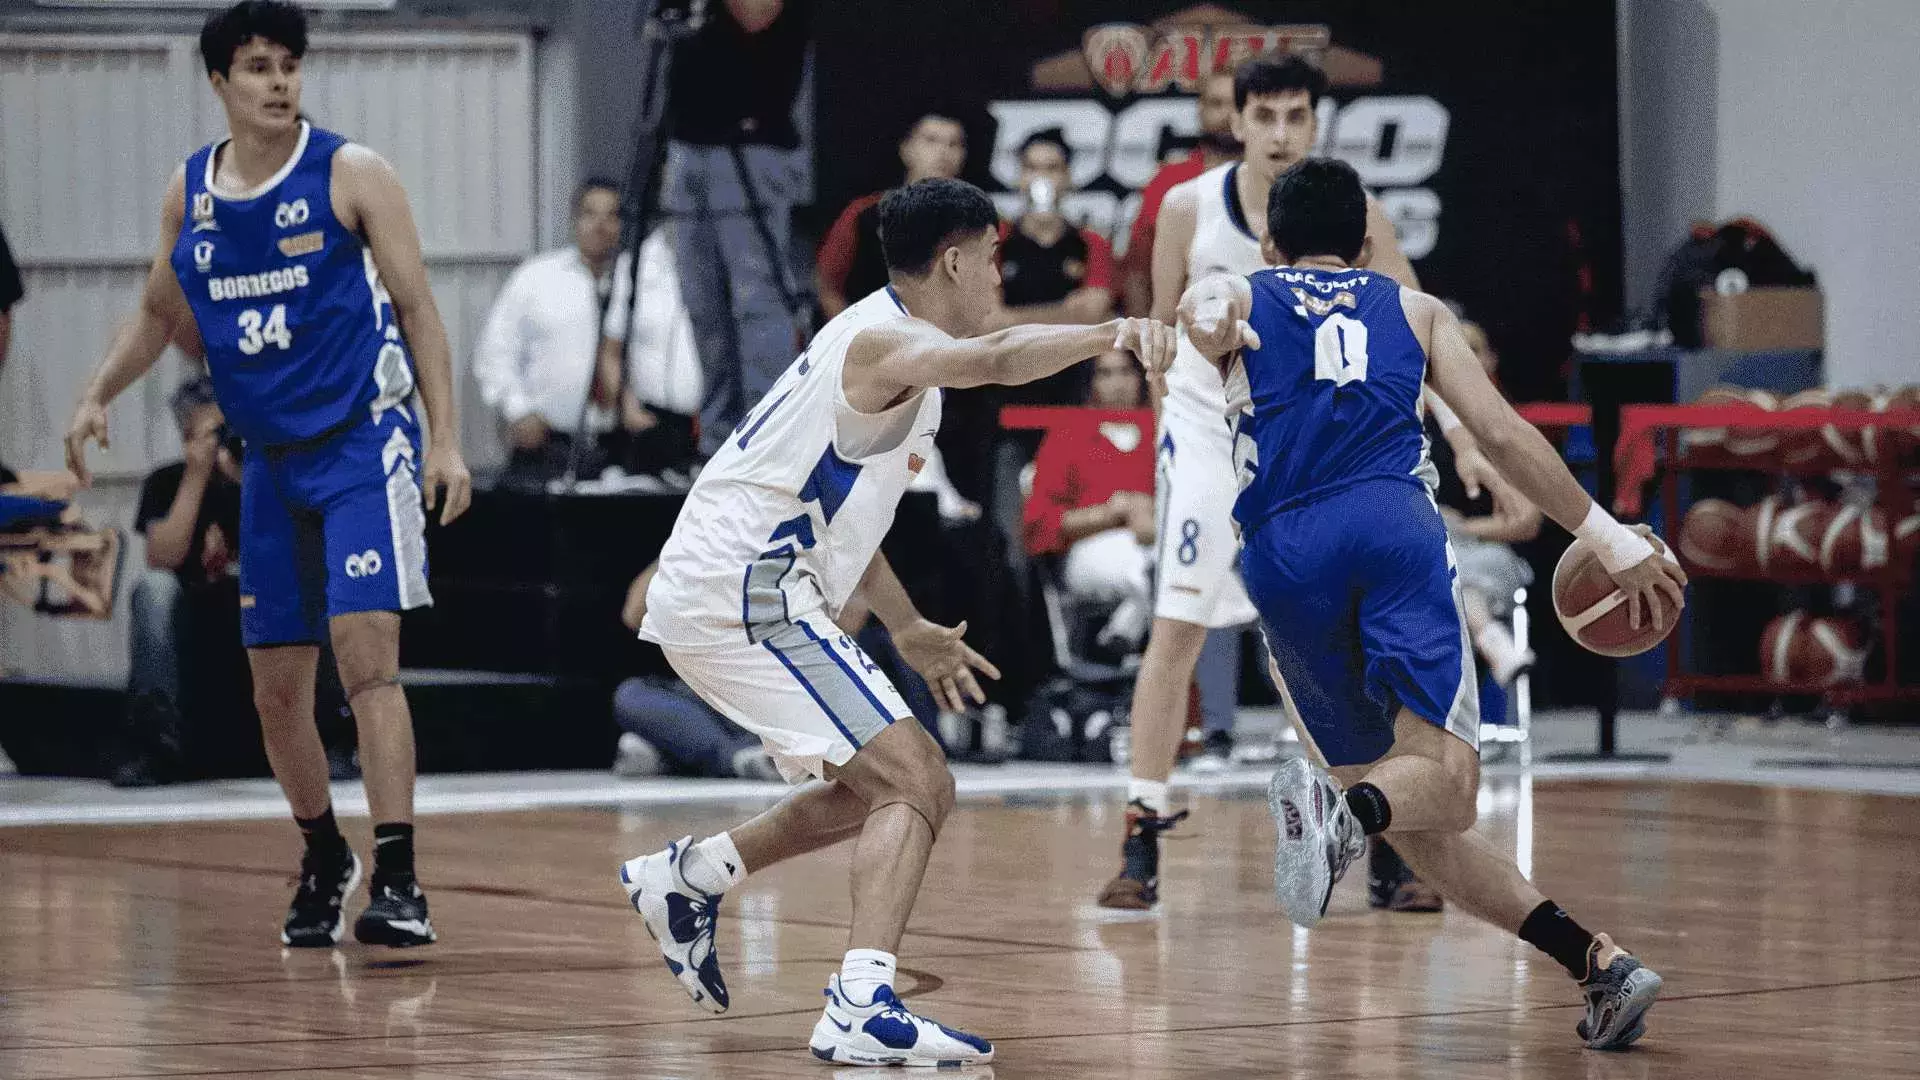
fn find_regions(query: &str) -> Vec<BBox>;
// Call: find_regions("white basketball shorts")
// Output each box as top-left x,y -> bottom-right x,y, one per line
660,611 -> 914,783
1153,405 -> 1257,629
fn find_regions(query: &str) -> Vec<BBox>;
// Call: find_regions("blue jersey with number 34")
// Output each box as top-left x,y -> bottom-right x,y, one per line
1230,265 -> 1434,530
171,122 -> 415,447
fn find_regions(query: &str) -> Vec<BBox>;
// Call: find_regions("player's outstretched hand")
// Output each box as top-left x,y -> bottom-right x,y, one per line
63,402 -> 110,489
1177,278 -> 1260,360
1112,317 -> 1178,399
1604,525 -> 1689,632
422,439 -> 473,526
891,617 -> 1002,714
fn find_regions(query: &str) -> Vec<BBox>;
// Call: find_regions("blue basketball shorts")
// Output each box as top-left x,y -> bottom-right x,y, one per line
239,407 -> 432,647
1239,478 -> 1479,767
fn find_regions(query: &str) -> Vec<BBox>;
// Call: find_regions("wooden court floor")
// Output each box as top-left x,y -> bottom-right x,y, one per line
3,778 -> 1918,1079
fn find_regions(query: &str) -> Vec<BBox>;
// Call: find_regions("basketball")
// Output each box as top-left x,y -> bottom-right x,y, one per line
1777,389 -> 1834,467
1823,388 -> 1879,465
1895,503 -> 1920,568
1817,503 -> 1889,574
1678,498 -> 1754,572
1685,385 -> 1780,458
1760,612 -> 1869,686
1553,533 -> 1683,657
1885,385 -> 1920,461
1763,498 -> 1832,574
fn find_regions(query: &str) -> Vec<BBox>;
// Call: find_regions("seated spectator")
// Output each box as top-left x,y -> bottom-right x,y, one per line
614,561 -> 782,779
598,228 -> 704,479
1121,68 -> 1239,315
0,469 -> 121,621
475,178 -> 624,488
1428,313 -> 1541,686
1021,351 -> 1155,651
815,110 -> 968,319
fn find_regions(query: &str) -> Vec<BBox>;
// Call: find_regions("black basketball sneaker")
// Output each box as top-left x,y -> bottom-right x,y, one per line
1096,801 -> 1189,909
354,879 -> 437,947
282,846 -> 361,947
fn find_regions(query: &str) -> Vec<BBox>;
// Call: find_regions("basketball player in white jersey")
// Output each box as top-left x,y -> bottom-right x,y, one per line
1098,55 -> 1503,911
616,178 -> 1175,1067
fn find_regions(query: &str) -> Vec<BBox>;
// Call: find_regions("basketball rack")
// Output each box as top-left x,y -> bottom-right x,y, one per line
1618,404 -> 1920,709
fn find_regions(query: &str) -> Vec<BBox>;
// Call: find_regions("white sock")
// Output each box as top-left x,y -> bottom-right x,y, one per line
679,832 -> 747,895
839,948 -> 897,1005
1127,778 -> 1169,817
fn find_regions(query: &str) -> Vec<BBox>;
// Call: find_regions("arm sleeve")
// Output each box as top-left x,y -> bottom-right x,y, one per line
472,263 -> 534,420
1021,431 -> 1080,556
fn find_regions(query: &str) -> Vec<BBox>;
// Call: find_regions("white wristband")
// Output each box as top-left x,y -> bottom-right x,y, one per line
1575,503 -> 1654,574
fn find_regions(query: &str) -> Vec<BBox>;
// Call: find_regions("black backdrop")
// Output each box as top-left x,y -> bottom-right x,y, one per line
813,0 -> 1623,403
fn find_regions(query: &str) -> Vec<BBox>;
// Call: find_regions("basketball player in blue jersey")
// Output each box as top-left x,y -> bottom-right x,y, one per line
1181,159 -> 1688,1050
64,1 -> 470,948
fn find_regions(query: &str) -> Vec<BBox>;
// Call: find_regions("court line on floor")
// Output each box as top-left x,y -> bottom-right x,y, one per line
18,970 -> 1919,1073
1,848 -> 1085,956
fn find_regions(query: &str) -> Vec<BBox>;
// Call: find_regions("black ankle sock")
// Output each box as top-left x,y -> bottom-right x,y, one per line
295,807 -> 347,856
1369,835 -> 1409,882
372,822 -> 415,885
1345,783 -> 1391,834
1519,900 -> 1597,979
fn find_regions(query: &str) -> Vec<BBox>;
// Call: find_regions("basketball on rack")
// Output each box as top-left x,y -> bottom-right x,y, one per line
1763,498 -> 1833,575
1678,498 -> 1756,573
1823,388 -> 1879,465
1760,611 -> 1870,687
1683,385 -> 1781,458
1777,389 -> 1835,467
1552,533 -> 1684,657
1818,503 -> 1890,574
1886,385 -> 1920,461
1895,502 -> 1920,568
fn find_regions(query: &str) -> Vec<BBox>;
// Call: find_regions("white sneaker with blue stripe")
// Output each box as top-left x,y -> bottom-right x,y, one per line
617,837 -> 729,1013
808,974 -> 993,1067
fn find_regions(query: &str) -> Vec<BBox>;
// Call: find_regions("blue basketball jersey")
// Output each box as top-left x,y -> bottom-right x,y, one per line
1231,265 -> 1434,529
172,122 -> 415,446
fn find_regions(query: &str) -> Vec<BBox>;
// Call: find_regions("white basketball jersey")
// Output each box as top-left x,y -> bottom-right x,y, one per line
1164,161 -> 1268,425
641,288 -> 942,649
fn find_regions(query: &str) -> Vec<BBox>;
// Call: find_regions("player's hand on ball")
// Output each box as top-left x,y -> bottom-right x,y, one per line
1113,317 -> 1177,398
892,617 -> 1001,714
422,439 -> 473,526
1178,287 -> 1260,359
1605,525 -> 1689,632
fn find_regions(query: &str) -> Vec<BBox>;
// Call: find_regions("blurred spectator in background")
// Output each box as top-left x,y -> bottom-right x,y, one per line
120,378 -> 242,785
0,221 -> 22,496
475,178 -> 623,488
1122,69 -> 1239,315
614,561 -> 781,779
666,0 -> 813,459
1022,351 -> 1155,652
996,129 -> 1114,403
815,111 -> 967,319
598,229 -> 704,479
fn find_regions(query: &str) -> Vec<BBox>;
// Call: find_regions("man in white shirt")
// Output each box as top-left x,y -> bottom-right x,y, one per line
598,228 -> 704,476
473,178 -> 623,485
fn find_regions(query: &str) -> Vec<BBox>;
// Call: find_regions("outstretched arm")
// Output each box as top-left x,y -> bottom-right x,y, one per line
845,316 -> 1175,411
1422,295 -> 1686,628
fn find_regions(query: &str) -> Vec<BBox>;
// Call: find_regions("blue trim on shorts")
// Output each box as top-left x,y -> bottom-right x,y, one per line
795,618 -> 898,729
762,636 -> 861,747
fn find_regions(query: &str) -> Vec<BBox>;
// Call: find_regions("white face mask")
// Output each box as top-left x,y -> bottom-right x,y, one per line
1025,177 -> 1057,216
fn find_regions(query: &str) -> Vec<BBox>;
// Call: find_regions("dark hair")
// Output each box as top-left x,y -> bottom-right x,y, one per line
877,178 -> 999,277
574,176 -> 621,214
199,1 -> 308,79
905,110 -> 965,141
170,375 -> 221,432
1266,158 -> 1367,264
1017,128 -> 1071,166
1233,54 -> 1327,110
